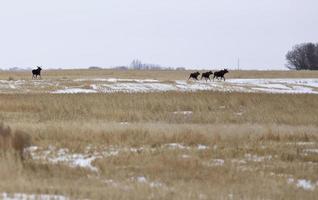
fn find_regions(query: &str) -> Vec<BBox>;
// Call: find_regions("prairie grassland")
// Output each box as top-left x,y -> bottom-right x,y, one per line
1,68 -> 318,81
0,91 -> 318,199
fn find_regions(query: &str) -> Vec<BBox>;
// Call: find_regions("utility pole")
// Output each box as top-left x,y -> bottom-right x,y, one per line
237,58 -> 240,70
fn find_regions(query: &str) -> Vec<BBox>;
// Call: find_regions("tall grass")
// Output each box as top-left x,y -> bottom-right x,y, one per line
0,123 -> 31,158
0,92 -> 317,125
0,91 -> 317,199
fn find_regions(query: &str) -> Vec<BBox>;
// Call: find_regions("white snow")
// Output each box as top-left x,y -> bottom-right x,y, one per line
227,79 -> 318,94
173,111 -> 193,115
131,176 -> 166,189
165,143 -> 209,150
1,78 -> 318,94
63,78 -> 318,94
296,179 -> 315,191
26,144 -> 209,172
51,88 -> 97,94
74,78 -> 160,84
197,144 -> 209,150
231,159 -> 247,164
25,143 -> 208,172
286,142 -> 316,146
287,178 -> 295,184
103,177 -> 167,190
149,181 -> 165,188
98,82 -> 176,93
303,149 -> 318,154
165,143 -> 189,149
205,159 -> 225,167
181,154 -> 191,159
48,153 -> 99,172
26,146 -> 100,171
244,154 -> 272,162
136,176 -> 147,183
1,193 -> 68,200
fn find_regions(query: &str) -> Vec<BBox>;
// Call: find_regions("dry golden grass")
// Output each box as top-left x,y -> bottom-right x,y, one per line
0,90 -> 318,199
0,123 -> 31,159
1,92 -> 318,125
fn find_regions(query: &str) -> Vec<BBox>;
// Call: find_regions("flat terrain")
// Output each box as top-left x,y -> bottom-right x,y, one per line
1,69 -> 318,94
2,69 -> 318,80
0,70 -> 318,199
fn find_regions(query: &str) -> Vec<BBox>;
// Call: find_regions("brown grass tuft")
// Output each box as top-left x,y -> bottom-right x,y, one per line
0,123 -> 31,159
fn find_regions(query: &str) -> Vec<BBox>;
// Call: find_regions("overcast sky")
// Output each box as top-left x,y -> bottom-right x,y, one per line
0,0 -> 317,70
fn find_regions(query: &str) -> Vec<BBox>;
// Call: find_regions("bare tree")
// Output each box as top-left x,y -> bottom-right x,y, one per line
286,43 -> 318,70
130,59 -> 163,70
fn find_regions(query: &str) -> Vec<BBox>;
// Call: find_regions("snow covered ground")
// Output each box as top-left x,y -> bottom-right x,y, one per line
24,144 -> 210,172
19,141 -> 318,196
0,193 -> 68,200
0,78 -> 318,94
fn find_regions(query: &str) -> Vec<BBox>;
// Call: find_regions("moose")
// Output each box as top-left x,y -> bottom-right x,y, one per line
188,71 -> 200,81
201,71 -> 213,81
32,66 -> 42,79
213,69 -> 229,81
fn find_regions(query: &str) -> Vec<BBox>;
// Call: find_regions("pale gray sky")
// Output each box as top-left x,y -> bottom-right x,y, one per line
0,0 -> 317,70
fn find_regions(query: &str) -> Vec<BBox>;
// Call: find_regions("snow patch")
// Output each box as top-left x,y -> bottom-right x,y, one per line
173,111 -> 193,115
287,178 -> 295,184
2,78 -> 318,94
1,193 -> 68,200
99,83 -> 175,93
26,146 -> 100,171
74,78 -> 159,83
197,144 -> 209,150
286,142 -> 316,146
181,154 -> 191,159
136,176 -> 147,183
51,88 -> 97,94
165,143 -> 189,149
205,159 -> 225,167
296,179 -> 315,191
244,154 -> 272,162
303,149 -> 318,154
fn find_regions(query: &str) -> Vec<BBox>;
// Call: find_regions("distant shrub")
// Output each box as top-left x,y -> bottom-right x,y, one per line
89,66 -> 103,70
113,66 -> 129,70
8,76 -> 14,81
176,67 -> 186,71
0,123 -> 31,159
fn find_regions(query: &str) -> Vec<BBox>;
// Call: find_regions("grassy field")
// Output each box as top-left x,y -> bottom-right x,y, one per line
2,68 -> 318,81
0,70 -> 318,199
1,88 -> 318,199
